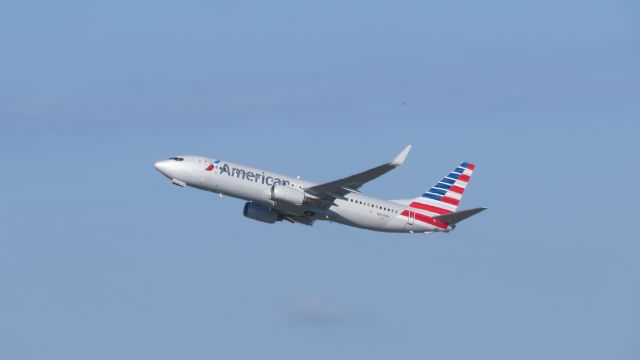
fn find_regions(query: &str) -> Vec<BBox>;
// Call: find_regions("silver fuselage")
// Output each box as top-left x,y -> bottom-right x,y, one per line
154,156 -> 442,233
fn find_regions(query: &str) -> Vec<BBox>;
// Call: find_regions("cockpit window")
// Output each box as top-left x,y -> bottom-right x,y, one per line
169,157 -> 184,161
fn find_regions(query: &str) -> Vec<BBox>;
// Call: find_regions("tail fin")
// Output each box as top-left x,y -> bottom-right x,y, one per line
409,162 -> 476,216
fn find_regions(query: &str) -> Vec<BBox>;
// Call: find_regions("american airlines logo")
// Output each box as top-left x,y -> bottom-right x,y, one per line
218,163 -> 291,186
204,160 -> 220,171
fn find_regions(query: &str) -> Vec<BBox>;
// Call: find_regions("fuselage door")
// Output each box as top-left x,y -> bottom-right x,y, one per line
407,211 -> 415,225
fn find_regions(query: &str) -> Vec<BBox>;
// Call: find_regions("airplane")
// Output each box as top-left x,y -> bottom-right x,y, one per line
153,145 -> 486,234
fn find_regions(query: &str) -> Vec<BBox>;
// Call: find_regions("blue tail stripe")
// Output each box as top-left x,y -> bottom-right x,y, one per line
453,167 -> 465,174
434,183 -> 451,190
422,193 -> 443,201
441,178 -> 455,185
428,188 -> 447,195
447,173 -> 460,179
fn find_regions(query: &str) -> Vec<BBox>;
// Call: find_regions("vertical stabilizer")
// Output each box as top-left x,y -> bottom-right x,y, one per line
408,162 -> 476,216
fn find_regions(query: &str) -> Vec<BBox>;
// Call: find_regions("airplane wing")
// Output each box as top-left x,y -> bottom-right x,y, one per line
305,145 -> 412,206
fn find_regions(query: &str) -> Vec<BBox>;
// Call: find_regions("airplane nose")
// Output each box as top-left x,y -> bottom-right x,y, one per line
154,160 -> 170,174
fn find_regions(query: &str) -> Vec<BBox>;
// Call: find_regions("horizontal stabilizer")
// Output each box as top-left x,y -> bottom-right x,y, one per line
434,207 -> 487,225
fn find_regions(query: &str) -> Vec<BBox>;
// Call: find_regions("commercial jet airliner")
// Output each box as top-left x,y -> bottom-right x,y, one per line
153,146 -> 486,234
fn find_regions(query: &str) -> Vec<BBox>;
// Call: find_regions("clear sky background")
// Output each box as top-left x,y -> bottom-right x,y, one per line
1,0 -> 639,359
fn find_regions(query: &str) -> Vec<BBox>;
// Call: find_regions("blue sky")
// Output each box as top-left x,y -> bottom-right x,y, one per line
1,0 -> 639,359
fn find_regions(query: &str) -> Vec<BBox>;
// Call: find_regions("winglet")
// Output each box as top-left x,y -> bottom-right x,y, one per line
390,145 -> 412,166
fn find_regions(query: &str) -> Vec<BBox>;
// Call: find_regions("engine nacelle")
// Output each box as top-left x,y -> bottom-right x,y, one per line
243,202 -> 281,224
271,184 -> 305,205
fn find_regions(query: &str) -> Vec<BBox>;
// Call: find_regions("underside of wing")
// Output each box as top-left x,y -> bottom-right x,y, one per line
305,145 -> 411,206
282,214 -> 316,226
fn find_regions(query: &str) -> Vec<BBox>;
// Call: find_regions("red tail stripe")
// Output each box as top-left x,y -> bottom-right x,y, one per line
449,185 -> 465,194
409,202 -> 452,215
414,212 -> 450,230
457,174 -> 470,182
440,196 -> 460,206
466,163 -> 476,170
401,210 -> 449,230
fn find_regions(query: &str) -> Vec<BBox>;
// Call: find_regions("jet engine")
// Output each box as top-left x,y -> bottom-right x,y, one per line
243,202 -> 281,224
270,184 -> 305,205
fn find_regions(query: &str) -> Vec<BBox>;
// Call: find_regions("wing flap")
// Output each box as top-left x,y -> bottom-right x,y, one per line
283,215 -> 315,226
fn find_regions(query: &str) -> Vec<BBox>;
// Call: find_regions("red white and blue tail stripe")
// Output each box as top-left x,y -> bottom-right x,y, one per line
408,162 -> 476,218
